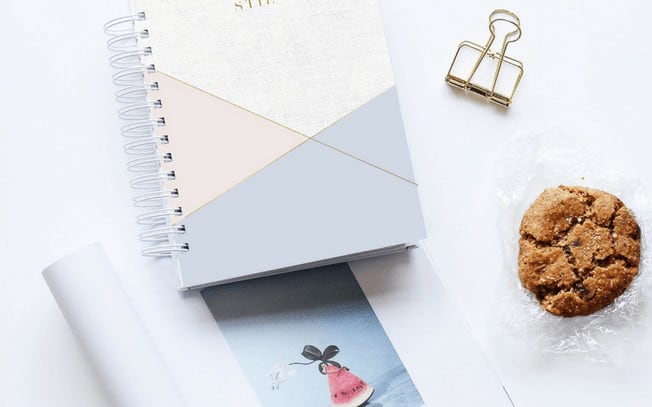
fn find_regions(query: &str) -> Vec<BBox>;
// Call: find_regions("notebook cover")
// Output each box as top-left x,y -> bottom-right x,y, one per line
132,0 -> 426,288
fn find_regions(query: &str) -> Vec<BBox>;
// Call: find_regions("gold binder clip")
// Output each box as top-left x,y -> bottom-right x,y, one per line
445,9 -> 524,107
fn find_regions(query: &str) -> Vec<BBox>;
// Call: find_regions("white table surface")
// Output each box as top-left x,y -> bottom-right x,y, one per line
2,0 -> 652,406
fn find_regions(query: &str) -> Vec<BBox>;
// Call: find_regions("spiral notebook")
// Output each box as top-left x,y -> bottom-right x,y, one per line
105,0 -> 426,289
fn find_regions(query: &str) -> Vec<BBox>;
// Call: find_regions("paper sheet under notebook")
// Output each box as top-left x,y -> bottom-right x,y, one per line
42,227 -> 512,406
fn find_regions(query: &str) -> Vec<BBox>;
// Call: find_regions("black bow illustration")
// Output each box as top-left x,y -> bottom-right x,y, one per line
290,345 -> 342,375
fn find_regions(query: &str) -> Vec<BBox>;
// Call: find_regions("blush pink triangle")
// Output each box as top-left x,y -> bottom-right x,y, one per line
153,72 -> 308,224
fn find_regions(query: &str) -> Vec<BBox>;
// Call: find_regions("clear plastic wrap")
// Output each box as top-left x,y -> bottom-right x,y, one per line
495,133 -> 652,360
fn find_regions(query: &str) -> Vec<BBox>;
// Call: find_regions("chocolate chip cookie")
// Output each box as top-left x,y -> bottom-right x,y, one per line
518,186 -> 641,317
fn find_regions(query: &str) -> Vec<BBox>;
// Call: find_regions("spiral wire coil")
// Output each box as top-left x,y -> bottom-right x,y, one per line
104,13 -> 189,257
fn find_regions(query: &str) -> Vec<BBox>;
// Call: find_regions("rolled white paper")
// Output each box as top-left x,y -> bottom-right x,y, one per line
42,243 -> 185,407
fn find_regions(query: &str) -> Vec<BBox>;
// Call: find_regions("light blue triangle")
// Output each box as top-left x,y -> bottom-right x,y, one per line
314,87 -> 416,183
179,139 -> 425,288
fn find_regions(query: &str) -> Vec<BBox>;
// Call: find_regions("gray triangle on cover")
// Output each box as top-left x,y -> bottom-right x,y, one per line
179,139 -> 425,288
313,86 -> 416,183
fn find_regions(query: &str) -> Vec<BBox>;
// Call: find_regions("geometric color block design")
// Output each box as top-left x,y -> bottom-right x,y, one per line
132,0 -> 427,288
133,0 -> 394,136
158,75 -> 419,223
314,87 -> 417,183
154,72 -> 307,223
180,139 -> 425,288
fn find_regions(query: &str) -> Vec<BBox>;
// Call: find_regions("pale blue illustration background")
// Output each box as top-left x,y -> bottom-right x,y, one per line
202,263 -> 423,407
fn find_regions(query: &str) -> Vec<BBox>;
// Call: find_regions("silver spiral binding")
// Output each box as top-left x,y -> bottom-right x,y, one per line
104,13 -> 189,257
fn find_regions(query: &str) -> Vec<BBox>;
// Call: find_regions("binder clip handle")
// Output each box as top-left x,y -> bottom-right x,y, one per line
488,9 -> 521,45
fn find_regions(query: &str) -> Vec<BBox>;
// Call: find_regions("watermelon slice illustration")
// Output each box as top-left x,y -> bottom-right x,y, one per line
325,365 -> 374,407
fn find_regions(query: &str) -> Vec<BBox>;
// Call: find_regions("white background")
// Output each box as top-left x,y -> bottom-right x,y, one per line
2,0 -> 652,406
